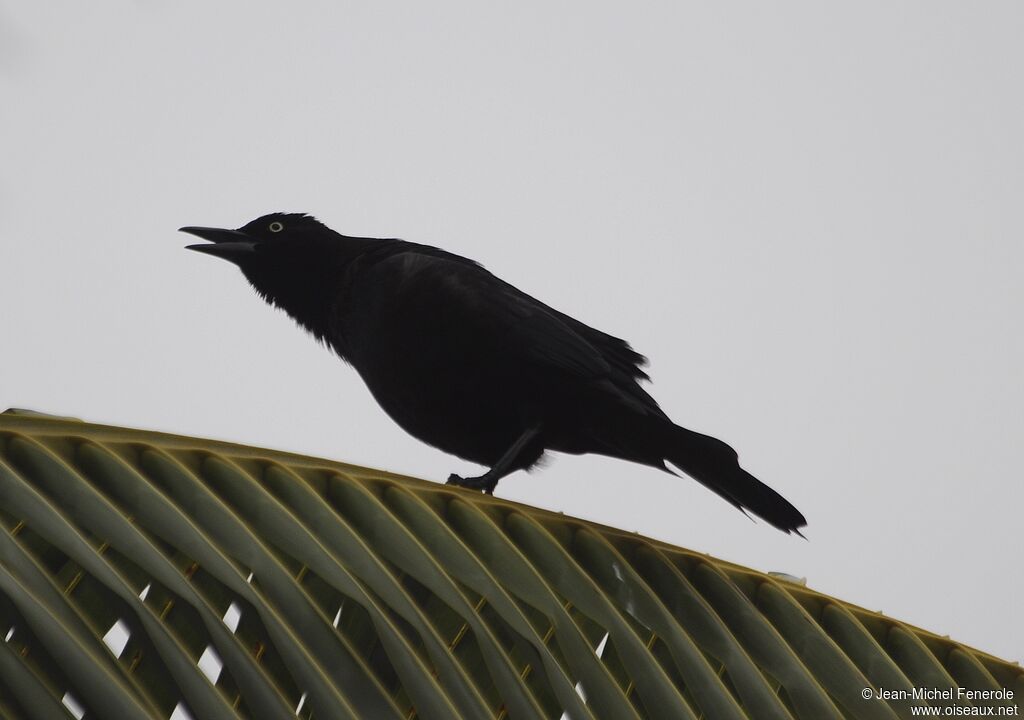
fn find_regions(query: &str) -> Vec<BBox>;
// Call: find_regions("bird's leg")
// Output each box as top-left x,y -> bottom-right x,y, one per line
446,424 -> 542,495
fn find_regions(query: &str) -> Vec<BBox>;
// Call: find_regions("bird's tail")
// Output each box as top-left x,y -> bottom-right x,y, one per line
642,417 -> 807,534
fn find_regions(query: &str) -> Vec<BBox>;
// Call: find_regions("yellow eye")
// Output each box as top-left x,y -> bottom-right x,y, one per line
269,221 -> 284,233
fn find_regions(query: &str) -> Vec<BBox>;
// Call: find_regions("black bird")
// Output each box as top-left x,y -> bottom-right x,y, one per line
182,213 -> 806,534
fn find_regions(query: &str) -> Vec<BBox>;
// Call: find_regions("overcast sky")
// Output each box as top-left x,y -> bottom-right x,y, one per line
3,2 -> 1021,663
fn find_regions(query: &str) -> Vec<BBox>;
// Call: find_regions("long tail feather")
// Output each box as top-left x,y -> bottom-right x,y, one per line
653,419 -> 807,534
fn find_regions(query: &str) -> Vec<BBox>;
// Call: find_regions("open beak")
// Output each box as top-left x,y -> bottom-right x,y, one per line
180,226 -> 258,262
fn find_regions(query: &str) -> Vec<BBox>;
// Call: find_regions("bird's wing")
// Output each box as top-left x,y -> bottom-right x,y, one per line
541,307 -> 650,380
488,279 -> 615,379
358,245 -> 662,414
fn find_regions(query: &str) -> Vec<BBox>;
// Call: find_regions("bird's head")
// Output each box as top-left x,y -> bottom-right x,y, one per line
181,212 -> 366,340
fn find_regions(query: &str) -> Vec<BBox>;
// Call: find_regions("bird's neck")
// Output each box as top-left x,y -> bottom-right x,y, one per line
269,284 -> 337,343
249,235 -> 381,344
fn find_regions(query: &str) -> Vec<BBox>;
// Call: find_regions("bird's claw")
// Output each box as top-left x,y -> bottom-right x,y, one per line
446,473 -> 498,495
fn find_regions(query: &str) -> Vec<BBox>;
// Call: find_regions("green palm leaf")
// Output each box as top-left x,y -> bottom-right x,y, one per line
0,411 -> 1019,719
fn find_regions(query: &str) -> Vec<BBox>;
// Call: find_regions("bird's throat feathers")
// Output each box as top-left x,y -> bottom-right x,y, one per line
247,274 -> 336,343
240,232 -> 378,345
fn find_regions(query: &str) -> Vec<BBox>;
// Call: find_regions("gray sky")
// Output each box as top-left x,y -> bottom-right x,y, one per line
3,2 -> 1021,663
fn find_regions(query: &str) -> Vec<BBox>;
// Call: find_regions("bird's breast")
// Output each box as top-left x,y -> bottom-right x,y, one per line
336,314 -> 532,464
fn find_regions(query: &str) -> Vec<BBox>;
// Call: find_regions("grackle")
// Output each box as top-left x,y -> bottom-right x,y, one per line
182,213 -> 806,533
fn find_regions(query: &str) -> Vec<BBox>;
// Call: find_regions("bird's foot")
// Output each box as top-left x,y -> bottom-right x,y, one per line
446,473 -> 499,495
